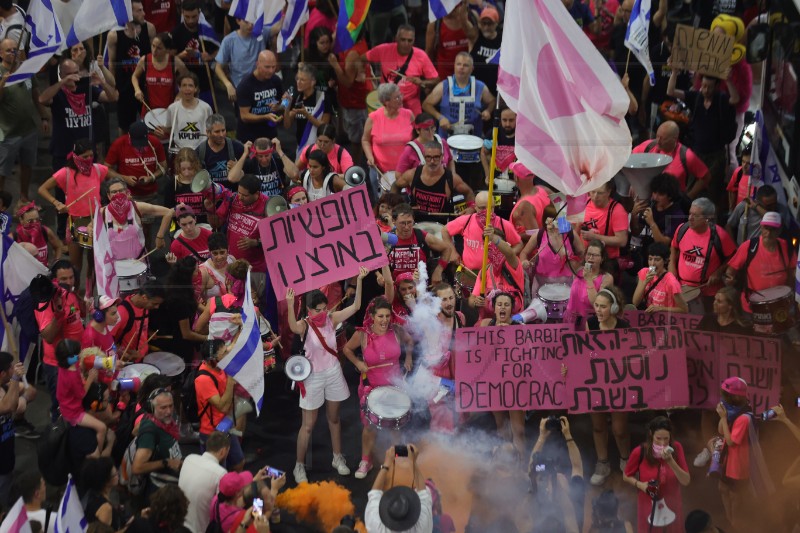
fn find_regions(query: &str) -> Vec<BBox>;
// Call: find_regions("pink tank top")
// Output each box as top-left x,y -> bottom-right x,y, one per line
303,316 -> 338,372
362,329 -> 402,387
105,205 -> 146,260
511,187 -> 550,234
535,231 -> 575,279
564,271 -> 603,321
370,107 -> 414,172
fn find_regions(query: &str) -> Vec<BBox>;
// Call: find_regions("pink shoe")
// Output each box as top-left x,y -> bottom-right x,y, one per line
355,460 -> 373,479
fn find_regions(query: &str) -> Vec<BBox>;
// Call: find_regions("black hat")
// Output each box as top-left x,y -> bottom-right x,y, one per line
129,121 -> 149,148
29,274 -> 55,311
378,486 -> 421,530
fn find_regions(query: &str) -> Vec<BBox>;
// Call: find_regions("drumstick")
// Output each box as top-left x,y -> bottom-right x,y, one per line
330,296 -> 348,311
65,187 -> 96,208
146,330 -> 159,343
458,264 -> 480,279
141,99 -> 153,113
153,335 -> 174,340
138,247 -> 159,262
122,334 -> 136,358
390,70 -> 407,80
367,362 -> 394,370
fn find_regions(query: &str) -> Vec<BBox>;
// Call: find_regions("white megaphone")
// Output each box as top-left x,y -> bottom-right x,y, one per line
512,298 -> 547,324
648,498 -> 676,527
619,153 -> 673,199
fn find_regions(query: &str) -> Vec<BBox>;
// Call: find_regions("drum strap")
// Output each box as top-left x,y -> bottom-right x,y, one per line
307,319 -> 339,359
176,236 -> 204,261
638,272 -> 668,310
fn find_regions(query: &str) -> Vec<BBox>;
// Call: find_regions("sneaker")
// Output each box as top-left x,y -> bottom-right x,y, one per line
620,457 -> 628,473
14,420 -> 39,439
332,453 -> 351,476
693,448 -> 711,468
590,461 -> 611,486
293,462 -> 308,484
355,460 -> 373,479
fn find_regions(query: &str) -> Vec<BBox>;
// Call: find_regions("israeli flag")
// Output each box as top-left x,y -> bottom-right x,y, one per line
428,0 -> 460,21
6,0 -> 64,86
624,0 -> 655,85
217,269 -> 265,414
198,12 -> 221,47
277,0 -> 309,52
65,0 -> 131,49
54,477 -> 88,533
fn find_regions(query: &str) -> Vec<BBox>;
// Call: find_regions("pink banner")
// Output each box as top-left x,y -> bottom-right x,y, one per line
455,324 -> 573,412
623,310 -> 703,330
258,186 -> 388,295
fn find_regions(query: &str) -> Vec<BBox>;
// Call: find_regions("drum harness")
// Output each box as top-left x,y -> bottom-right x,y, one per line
674,222 -> 726,287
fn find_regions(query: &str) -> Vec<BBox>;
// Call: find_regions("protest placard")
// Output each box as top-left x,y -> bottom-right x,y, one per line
671,24 -> 735,78
258,186 -> 388,295
455,324 -> 572,412
624,310 -> 703,330
562,329 -> 689,413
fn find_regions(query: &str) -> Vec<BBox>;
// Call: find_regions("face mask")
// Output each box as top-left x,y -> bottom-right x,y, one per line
652,443 -> 667,458
307,311 -> 328,327
23,220 -> 42,235
108,192 -> 131,225
72,153 -> 94,175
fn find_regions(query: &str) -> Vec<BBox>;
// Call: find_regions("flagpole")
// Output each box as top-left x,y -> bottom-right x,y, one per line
624,48 -> 631,75
480,99 -> 502,296
198,37 -> 219,113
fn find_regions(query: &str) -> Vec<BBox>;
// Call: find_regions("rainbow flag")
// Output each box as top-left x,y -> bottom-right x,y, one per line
335,0 -> 371,52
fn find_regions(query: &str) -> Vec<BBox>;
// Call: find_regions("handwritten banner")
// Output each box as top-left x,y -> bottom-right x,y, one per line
258,186 -> 388,295
685,330 -> 781,412
624,310 -> 703,330
671,24 -> 735,79
455,324 -> 573,412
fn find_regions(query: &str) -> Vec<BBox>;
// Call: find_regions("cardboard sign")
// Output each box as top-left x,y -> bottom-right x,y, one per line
258,186 -> 388,295
671,24 -> 735,79
455,324 -> 573,412
624,311 -> 703,330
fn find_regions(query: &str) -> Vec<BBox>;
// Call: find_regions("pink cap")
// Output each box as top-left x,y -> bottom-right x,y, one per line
97,295 -> 119,311
721,377 -> 748,397
479,6 -> 500,22
509,161 -> 534,180
760,211 -> 781,228
218,471 -> 254,497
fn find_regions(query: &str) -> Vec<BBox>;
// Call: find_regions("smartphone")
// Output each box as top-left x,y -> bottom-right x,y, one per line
535,464 -> 546,473
264,466 -> 284,478
395,444 -> 408,457
252,498 -> 263,517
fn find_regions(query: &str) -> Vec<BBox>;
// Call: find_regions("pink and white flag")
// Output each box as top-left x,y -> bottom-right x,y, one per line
93,201 -> 119,299
497,0 -> 632,196
0,498 -> 31,533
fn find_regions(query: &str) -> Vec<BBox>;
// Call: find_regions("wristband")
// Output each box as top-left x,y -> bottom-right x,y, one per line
438,259 -> 448,269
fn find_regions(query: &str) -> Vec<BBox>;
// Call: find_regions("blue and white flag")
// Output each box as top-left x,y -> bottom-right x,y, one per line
6,0 -> 64,86
624,0 -> 655,85
487,48 -> 500,65
65,0 -> 131,49
229,0 -> 265,38
217,269 -> 265,415
198,12 -> 221,47
428,0 -> 460,21
263,0 -> 285,34
277,0 -> 308,52
0,497 -> 31,533
750,109 -> 787,203
54,477 -> 88,533
0,235 -> 49,360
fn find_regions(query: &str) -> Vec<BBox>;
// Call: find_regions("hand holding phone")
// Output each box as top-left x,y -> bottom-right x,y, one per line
264,466 -> 284,478
252,497 -> 263,516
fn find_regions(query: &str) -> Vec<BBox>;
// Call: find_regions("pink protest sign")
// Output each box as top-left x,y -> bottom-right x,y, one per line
454,324 -> 574,412
624,310 -> 703,330
562,329 -> 689,413
258,186 -> 388,295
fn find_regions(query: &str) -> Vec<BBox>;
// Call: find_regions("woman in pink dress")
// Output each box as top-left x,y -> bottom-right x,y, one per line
563,239 -> 613,329
362,83 -> 414,178
343,297 -> 413,479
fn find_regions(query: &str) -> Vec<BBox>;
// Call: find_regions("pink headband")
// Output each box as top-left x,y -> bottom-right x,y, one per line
415,119 -> 435,129
249,146 -> 274,159
287,186 -> 307,200
16,202 -> 38,217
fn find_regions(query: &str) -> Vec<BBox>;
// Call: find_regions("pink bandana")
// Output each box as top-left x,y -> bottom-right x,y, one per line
68,152 -> 94,176
488,243 -> 506,272
62,87 -> 87,116
307,311 -> 328,328
225,273 -> 246,307
249,146 -> 274,159
107,192 -> 131,225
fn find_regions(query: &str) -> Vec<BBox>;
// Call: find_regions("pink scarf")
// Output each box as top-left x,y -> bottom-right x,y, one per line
307,311 -> 328,328
142,413 -> 180,440
62,87 -> 87,116
107,192 -> 131,225
68,152 -> 94,176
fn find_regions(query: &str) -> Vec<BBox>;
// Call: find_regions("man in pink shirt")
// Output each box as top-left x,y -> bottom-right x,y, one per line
580,181 -> 629,259
364,24 -> 440,115
631,121 -> 709,197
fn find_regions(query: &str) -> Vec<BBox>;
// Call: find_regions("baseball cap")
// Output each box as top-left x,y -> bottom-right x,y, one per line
721,376 -> 748,397
97,295 -> 119,311
175,204 -> 195,218
480,6 -> 500,22
218,471 -> 253,498
129,121 -> 149,148
760,211 -> 781,228
509,161 -> 534,180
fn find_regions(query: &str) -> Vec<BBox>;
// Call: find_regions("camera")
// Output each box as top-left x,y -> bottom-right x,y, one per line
544,415 -> 562,433
395,444 -> 409,457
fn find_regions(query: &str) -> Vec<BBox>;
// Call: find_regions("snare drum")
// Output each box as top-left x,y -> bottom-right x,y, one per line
144,108 -> 169,132
118,363 -> 160,381
366,90 -> 382,113
749,285 -> 794,335
447,135 -> 483,164
115,259 -> 149,294
537,283 -> 571,322
75,226 -> 93,249
335,322 -> 347,353
454,265 -> 478,299
363,386 -> 412,430
379,171 -> 397,192
143,351 -> 186,377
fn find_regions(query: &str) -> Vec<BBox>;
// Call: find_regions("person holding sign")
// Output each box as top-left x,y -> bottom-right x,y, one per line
209,174 -> 268,273
622,416 -> 690,533
286,267 -> 368,484
632,243 -> 688,313
342,296 -> 413,479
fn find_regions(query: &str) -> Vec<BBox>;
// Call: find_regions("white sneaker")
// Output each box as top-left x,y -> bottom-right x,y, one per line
332,453 -> 351,476
693,448 -> 711,467
590,461 -> 611,486
293,462 -> 307,484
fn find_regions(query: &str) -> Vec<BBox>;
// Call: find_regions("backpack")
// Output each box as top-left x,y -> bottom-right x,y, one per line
13,287 -> 40,345
198,138 -> 237,165
675,222 -> 727,284
37,416 -> 71,486
205,501 -> 225,533
112,403 -> 145,464
119,424 -> 160,496
181,366 -> 218,424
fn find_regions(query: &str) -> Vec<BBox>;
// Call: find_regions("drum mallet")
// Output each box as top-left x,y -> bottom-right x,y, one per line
146,330 -> 159,343
65,187 -> 97,209
138,248 -> 160,262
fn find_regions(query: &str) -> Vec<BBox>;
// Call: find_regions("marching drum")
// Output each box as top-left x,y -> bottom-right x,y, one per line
144,108 -> 169,133
363,386 -> 412,430
413,221 -> 444,241
447,135 -> 483,164
493,178 -> 517,219
750,285 -> 794,335
335,322 -> 348,353
454,265 -> 478,299
144,351 -> 186,377
118,363 -> 160,380
537,283 -> 571,322
74,226 -> 93,249
115,259 -> 149,294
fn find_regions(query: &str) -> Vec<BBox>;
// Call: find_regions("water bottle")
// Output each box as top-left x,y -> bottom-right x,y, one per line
280,87 -> 294,110
707,438 -> 724,477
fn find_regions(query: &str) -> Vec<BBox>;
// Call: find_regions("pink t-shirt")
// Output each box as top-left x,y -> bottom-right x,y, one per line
636,268 -> 682,308
53,164 -> 109,217
722,61 -> 753,115
632,141 -> 709,192
728,237 -> 794,311
582,200 -> 629,259
511,188 -> 551,235
470,262 -> 525,318
35,292 -> 85,366
396,139 -> 453,174
303,8 -> 336,48
298,143 -> 355,174
303,316 -> 338,372
81,326 -> 118,357
724,414 -> 751,479
726,166 -> 753,206
368,107 -> 414,173
671,224 -> 736,295
564,270 -> 604,322
445,214 -> 521,270
56,367 -> 86,425
365,44 -> 439,115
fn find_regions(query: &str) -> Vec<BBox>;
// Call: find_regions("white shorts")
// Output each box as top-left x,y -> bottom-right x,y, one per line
299,364 -> 350,410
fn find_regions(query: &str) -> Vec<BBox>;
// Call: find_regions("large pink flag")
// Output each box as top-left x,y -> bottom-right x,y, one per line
498,0 -> 632,196
93,202 -> 119,299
